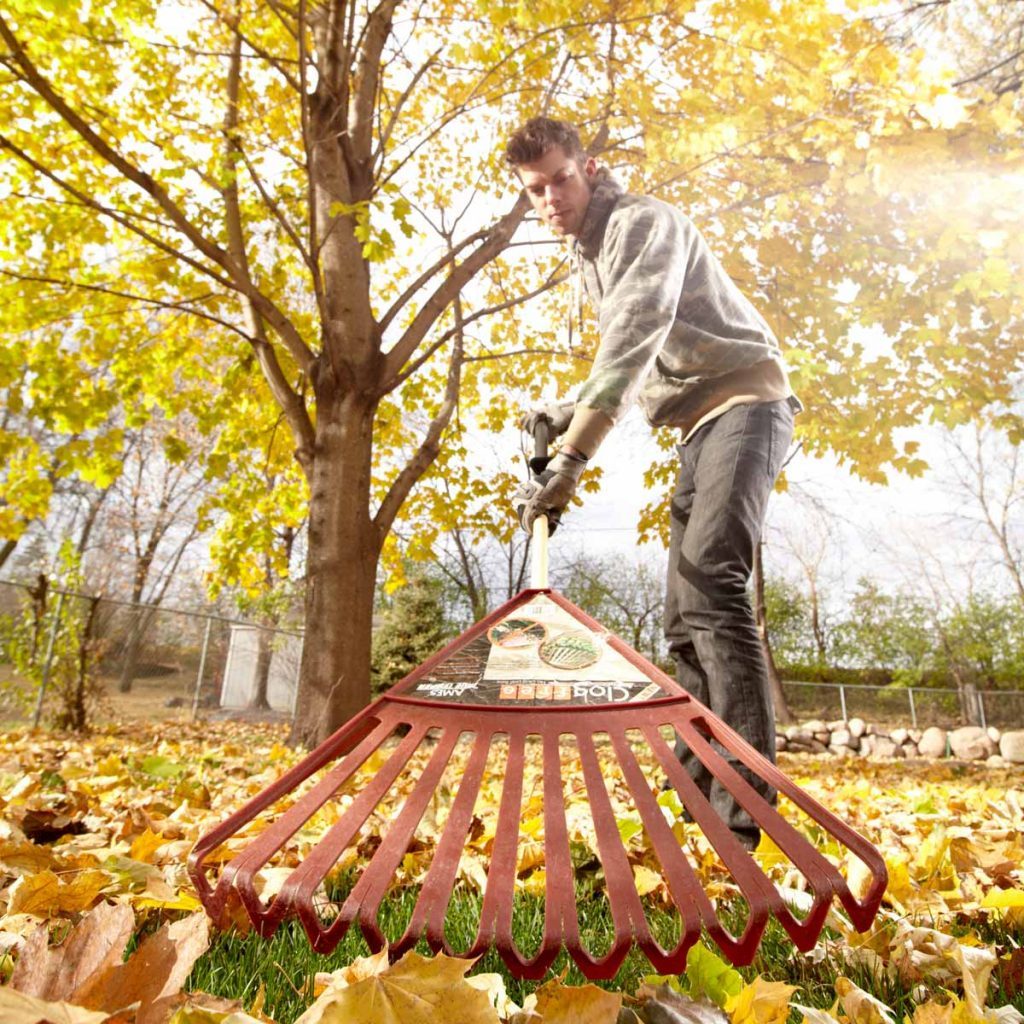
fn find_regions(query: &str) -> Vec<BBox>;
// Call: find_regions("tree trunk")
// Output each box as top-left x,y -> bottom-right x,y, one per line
289,388 -> 380,748
117,605 -> 157,693
753,540 -> 794,725
251,626 -> 273,711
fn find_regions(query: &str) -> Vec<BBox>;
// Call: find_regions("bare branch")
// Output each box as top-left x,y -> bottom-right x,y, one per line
378,227 -> 490,333
389,264 -> 568,387
381,193 -> 530,382
375,272 -> 465,537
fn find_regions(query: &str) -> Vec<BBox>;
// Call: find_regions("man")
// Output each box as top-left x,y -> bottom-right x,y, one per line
506,116 -> 798,851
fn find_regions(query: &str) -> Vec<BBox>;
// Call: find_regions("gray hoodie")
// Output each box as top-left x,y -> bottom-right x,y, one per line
570,172 -> 792,437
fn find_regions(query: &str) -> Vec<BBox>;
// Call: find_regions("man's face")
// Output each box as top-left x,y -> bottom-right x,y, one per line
516,145 -> 597,238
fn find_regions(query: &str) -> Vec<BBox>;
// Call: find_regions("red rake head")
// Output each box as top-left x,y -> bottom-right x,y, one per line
188,588 -> 887,981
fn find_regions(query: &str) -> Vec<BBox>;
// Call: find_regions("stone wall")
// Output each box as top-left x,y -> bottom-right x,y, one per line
777,719 -> 1024,766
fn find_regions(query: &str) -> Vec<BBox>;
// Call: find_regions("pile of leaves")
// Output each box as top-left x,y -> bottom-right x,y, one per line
0,721 -> 1022,1023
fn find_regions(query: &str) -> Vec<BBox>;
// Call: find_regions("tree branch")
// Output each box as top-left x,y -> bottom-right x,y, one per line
375,275 -> 465,538
381,194 -> 529,383
388,265 -> 567,388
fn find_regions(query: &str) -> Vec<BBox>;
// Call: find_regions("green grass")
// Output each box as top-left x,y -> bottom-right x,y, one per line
186,885 -> 1024,1023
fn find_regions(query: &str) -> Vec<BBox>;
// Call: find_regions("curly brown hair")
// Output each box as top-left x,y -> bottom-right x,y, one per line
504,117 -> 585,168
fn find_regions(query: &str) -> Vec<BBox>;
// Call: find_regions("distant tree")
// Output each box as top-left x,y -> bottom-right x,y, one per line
832,578 -> 936,686
559,552 -> 665,667
370,575 -> 453,698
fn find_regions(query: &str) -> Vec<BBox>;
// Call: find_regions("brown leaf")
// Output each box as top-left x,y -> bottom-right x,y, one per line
533,979 -> 622,1024
10,902 -> 135,1003
75,912 -> 211,1024
635,984 -> 728,1024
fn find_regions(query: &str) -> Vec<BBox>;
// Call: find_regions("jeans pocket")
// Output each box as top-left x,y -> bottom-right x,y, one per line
766,402 -> 794,480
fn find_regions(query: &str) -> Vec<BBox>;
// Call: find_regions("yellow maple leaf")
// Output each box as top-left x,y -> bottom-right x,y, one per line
910,998 -> 955,1024
4,868 -> 105,917
726,977 -> 798,1024
129,828 -> 168,864
0,987 -> 110,1023
295,951 -> 498,1024
533,978 -> 622,1024
835,976 -> 897,1024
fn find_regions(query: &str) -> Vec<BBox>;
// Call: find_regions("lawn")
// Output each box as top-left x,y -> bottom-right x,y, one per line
0,720 -> 1021,1022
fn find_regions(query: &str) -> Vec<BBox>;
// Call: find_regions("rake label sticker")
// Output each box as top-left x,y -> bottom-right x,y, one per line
409,594 -> 670,706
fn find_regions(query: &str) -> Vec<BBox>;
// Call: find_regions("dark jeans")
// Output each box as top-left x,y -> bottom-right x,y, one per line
664,398 -> 794,843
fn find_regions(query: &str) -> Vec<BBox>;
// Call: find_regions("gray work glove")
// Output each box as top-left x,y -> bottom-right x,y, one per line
519,399 -> 574,438
512,451 -> 587,534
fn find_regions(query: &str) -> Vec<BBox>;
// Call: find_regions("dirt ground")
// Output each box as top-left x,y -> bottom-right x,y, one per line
0,664 -> 286,730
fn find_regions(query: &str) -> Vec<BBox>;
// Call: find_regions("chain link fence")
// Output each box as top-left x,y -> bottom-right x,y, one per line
780,680 -> 1024,730
0,578 -> 302,728
2,576 -> 1023,732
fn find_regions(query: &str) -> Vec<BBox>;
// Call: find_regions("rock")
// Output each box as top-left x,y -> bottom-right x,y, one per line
909,729 -> 923,744
830,728 -> 853,749
828,719 -> 847,731
871,737 -> 902,758
890,727 -> 910,746
918,727 -> 948,759
848,717 -> 866,739
986,755 -> 1007,768
949,726 -> 997,761
987,726 -> 1002,744
776,735 -> 788,752
901,743 -> 919,758
804,719 -> 827,735
832,746 -> 856,760
999,731 -> 1024,764
786,726 -> 814,744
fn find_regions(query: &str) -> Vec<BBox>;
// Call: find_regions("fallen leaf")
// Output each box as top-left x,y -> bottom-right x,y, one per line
10,901 -> 135,1002
834,976 -> 897,1024
636,983 -> 729,1024
684,944 -> 744,1009
76,912 -> 211,1024
312,947 -> 391,995
295,950 -> 499,1024
908,999 -> 954,1024
725,977 -> 798,1024
792,1005 -> 841,1024
0,987 -> 111,1024
533,978 -> 621,1023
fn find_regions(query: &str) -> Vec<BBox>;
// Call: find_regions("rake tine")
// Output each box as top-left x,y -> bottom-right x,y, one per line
280,721 -> 431,952
696,711 -> 887,928
644,722 -> 776,964
574,729 -> 648,980
473,729 -> 526,971
539,730 -> 580,970
196,711 -> 396,930
406,730 -> 490,954
327,727 -> 462,952
669,715 -> 839,948
607,728 -> 704,973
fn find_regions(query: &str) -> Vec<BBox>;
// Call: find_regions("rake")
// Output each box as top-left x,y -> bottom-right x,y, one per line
188,428 -> 887,981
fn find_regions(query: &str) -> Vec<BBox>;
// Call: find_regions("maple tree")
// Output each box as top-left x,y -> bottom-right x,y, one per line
2,0 -> 1021,747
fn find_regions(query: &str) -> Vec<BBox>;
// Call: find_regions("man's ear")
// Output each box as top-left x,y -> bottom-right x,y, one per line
584,156 -> 598,180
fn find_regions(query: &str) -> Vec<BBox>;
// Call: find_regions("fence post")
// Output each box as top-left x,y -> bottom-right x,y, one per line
32,591 -> 66,728
908,688 -> 917,730
191,616 -> 214,720
839,684 -> 848,722
977,690 -> 987,730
